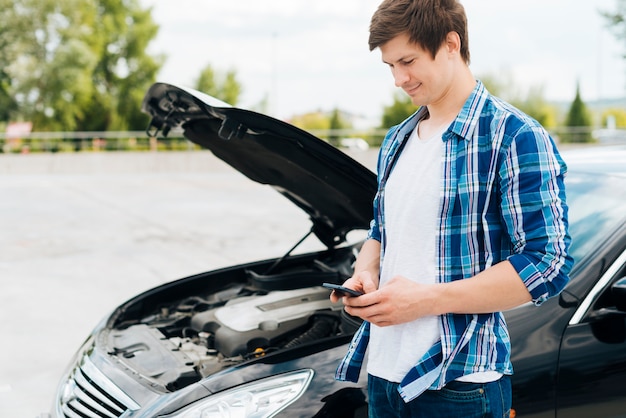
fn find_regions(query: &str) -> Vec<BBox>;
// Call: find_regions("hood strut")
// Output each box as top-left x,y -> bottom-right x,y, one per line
264,228 -> 314,275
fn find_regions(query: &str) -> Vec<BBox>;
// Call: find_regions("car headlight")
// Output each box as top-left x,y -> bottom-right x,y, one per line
172,369 -> 314,418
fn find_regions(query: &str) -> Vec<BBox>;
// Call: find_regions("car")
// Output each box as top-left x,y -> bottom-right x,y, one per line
49,82 -> 626,418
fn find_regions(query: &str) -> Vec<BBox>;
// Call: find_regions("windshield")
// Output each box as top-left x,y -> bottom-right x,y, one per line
565,171 -> 626,264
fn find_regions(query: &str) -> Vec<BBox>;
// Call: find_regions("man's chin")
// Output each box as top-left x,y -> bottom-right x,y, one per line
409,96 -> 425,107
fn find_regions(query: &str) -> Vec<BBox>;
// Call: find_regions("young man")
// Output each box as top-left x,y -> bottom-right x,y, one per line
330,0 -> 573,416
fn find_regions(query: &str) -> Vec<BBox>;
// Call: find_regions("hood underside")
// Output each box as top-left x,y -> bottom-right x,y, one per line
141,82 -> 376,248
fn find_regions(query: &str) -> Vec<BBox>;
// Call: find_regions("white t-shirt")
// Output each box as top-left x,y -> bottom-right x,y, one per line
367,124 -> 443,382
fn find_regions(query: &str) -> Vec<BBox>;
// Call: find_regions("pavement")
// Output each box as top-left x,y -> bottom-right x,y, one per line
0,149 -> 378,417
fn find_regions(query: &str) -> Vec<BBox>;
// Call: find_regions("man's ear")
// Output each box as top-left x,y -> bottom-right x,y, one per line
445,31 -> 461,55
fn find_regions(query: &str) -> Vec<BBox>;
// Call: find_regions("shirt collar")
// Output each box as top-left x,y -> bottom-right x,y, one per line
446,80 -> 488,142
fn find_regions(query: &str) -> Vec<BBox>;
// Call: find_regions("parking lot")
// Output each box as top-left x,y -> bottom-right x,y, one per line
0,149 -> 376,417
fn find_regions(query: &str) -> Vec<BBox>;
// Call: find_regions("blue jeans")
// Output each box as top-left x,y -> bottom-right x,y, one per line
367,374 -> 511,418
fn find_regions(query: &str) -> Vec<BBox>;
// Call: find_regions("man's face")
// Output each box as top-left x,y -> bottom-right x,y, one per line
380,32 -> 453,107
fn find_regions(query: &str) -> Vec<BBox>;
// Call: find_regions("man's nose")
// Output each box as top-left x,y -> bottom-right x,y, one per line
392,67 -> 410,88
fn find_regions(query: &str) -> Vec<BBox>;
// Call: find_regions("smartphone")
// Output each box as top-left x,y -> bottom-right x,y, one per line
322,282 -> 364,297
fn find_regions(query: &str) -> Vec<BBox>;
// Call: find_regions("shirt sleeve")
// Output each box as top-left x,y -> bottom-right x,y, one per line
500,123 -> 574,305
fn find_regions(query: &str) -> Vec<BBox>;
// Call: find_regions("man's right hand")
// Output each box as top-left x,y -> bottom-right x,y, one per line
329,270 -> 378,303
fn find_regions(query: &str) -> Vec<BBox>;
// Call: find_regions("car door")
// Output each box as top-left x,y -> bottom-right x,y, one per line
556,248 -> 626,417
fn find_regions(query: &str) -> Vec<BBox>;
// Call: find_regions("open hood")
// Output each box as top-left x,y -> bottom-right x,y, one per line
141,82 -> 377,248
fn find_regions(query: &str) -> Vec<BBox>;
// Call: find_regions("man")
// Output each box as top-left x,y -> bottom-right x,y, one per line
330,0 -> 573,416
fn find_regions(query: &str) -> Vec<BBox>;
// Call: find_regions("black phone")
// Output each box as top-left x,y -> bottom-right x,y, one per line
322,282 -> 364,297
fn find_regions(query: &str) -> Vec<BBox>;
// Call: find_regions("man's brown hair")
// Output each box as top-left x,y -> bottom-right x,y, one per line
368,0 -> 470,64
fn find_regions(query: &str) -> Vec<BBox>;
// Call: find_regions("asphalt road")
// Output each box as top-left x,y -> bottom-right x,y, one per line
0,149 -> 377,417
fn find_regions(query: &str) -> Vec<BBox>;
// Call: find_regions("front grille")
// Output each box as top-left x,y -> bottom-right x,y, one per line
58,355 -> 139,418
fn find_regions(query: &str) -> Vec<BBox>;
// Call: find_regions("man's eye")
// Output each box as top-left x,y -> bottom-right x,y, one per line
401,59 -> 414,66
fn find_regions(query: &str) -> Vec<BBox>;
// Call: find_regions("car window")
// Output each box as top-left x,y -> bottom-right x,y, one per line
566,171 -> 626,264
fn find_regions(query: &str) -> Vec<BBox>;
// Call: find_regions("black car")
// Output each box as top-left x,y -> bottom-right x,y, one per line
51,83 -> 626,418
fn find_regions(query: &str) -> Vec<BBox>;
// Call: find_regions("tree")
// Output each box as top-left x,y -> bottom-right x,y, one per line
477,72 -> 558,128
289,109 -> 352,146
328,108 -> 350,146
195,65 -> 242,106
511,86 -> 558,129
289,111 -> 330,132
563,82 -> 593,143
479,71 -> 519,100
380,91 -> 417,129
601,108 -> 626,127
603,2 -> 626,52
0,0 -> 23,123
1,0 -> 162,131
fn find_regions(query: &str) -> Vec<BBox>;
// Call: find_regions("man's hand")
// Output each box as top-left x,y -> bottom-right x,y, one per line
329,270 -> 378,303
342,275 -> 436,327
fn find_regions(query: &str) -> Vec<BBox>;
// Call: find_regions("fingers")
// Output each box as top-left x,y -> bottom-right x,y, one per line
344,303 -> 394,327
328,270 -> 379,306
343,276 -> 426,326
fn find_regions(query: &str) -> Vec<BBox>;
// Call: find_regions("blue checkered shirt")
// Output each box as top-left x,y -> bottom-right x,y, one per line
335,81 -> 573,402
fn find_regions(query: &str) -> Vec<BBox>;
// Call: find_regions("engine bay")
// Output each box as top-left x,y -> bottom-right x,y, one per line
104,253 -> 362,391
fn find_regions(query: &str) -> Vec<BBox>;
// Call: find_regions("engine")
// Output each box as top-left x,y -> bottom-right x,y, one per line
105,285 -> 347,391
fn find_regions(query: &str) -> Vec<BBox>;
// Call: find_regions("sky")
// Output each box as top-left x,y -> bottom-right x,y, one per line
139,0 -> 626,123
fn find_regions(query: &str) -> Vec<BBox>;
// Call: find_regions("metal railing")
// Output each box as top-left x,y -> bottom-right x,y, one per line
0,127 -> 623,154
0,129 -> 193,153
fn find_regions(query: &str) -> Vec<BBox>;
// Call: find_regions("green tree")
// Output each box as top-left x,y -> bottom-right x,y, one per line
511,86 -> 558,129
195,65 -> 242,106
0,0 -> 24,122
290,111 -> 330,132
563,82 -> 593,143
289,109 -> 352,146
603,2 -> 626,47
328,108 -> 350,146
380,92 -> 417,129
2,0 -> 162,131
478,72 -> 558,128
479,71 -> 519,101
601,108 -> 626,127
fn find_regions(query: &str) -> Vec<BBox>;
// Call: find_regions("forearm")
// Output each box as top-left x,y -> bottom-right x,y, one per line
352,239 -> 381,285
330,239 -> 381,303
431,260 -> 532,315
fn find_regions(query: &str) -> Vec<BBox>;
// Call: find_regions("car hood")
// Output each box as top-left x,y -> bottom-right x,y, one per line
141,82 -> 377,248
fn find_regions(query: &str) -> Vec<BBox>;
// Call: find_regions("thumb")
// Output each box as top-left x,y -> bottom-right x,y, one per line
359,270 -> 378,294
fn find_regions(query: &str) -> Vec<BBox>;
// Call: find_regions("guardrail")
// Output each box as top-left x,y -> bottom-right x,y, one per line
0,127 -> 623,154
0,129 -> 193,153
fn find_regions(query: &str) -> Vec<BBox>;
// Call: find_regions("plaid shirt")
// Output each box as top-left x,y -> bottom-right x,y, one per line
335,81 -> 573,402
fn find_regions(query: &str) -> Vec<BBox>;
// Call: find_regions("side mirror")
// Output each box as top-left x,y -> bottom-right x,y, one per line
612,277 -> 626,312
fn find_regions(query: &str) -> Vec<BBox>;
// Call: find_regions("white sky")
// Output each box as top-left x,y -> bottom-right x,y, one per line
140,0 -> 626,121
